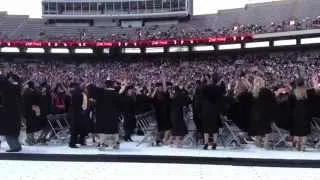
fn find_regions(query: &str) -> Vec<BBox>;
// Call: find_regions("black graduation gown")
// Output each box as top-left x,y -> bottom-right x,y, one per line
200,85 -> 225,134
135,94 -> 153,114
307,89 -> 320,118
170,91 -> 190,136
275,94 -> 293,131
192,86 -> 203,133
153,92 -> 172,132
70,90 -> 87,134
93,88 -> 122,134
0,79 -> 22,136
233,91 -> 253,132
250,88 -> 276,136
121,95 -> 136,133
23,89 -> 44,133
39,92 -> 52,128
291,95 -> 310,136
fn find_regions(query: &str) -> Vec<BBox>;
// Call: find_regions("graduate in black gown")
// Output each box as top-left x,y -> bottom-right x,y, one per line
0,73 -> 22,152
85,84 -> 97,141
250,77 -> 276,148
200,74 -> 225,150
291,79 -> 310,151
307,75 -> 320,119
23,81 -> 43,145
120,85 -> 137,142
192,80 -> 205,137
169,86 -> 191,147
135,87 -> 153,136
233,76 -> 253,135
135,87 -> 153,115
152,82 -> 172,145
69,83 -> 89,148
37,82 -> 53,144
92,80 -> 122,150
274,86 -> 293,131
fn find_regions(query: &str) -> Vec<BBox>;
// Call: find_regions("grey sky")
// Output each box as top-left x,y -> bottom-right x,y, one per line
0,0 -> 276,18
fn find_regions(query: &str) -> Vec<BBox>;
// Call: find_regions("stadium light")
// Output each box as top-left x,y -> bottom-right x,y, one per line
192,45 -> 215,51
300,37 -> 320,45
74,48 -> 93,54
168,46 -> 189,53
122,48 -> 141,54
50,48 -> 70,54
245,41 -> 270,48
274,39 -> 297,46
0,47 -> 20,53
218,43 -> 241,50
146,47 -> 164,54
26,48 -> 45,54
103,48 -> 110,54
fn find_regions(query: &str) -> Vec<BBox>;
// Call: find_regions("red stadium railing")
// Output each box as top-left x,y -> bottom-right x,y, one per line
0,34 -> 253,48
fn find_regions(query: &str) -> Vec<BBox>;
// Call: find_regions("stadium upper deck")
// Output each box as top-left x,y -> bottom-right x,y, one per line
0,0 -> 320,42
41,0 -> 192,19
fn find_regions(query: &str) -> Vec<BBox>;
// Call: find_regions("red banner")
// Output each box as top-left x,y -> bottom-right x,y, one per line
0,34 -> 252,48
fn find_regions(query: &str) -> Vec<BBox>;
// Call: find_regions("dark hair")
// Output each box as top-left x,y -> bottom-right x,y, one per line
105,80 -> 114,88
296,78 -> 305,87
7,73 -> 20,84
211,73 -> 220,84
27,81 -> 35,89
54,83 -> 64,93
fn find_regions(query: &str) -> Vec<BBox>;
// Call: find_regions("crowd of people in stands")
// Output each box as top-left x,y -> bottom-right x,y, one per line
0,51 -> 320,152
2,15 -> 320,42
81,16 -> 320,41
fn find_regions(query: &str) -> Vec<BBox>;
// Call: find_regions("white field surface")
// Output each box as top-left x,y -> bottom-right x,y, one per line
0,160 -> 319,180
1,136 -> 320,160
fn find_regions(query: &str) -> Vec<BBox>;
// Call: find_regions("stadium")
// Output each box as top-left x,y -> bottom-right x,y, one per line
1,0 -> 320,179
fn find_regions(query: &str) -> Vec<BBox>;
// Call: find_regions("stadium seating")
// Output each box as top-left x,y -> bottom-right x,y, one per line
1,0 -> 320,41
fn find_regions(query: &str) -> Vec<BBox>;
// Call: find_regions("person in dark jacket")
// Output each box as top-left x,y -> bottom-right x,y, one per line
69,83 -> 89,148
250,77 -> 276,149
0,73 -> 22,152
201,74 -> 225,150
291,79 -> 310,151
169,86 -> 191,147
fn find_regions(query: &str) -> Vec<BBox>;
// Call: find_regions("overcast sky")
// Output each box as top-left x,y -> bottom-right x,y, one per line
0,0 -> 276,18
